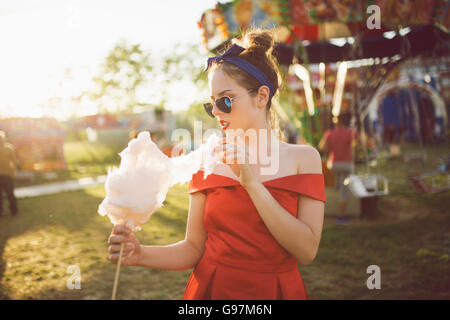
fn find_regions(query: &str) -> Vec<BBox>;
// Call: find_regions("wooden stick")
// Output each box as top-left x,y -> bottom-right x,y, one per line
111,242 -> 124,300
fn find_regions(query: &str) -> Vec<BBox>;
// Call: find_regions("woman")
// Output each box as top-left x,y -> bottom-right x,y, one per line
108,29 -> 326,300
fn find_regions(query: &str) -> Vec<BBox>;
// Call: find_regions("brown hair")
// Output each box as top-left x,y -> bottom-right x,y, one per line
337,112 -> 351,127
208,28 -> 285,141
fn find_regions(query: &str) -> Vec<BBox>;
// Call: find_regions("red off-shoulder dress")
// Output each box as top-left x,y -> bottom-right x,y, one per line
183,170 -> 326,300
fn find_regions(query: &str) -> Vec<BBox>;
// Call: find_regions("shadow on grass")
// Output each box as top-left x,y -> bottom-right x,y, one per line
29,264 -> 192,300
0,189 -> 105,299
0,235 -> 10,299
0,184 -> 192,300
302,204 -> 450,299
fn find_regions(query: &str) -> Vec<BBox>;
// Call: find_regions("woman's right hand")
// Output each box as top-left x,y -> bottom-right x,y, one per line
108,225 -> 142,266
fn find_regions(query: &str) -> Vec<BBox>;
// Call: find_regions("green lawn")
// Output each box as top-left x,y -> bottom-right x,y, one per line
16,141 -> 123,188
0,183 -> 191,300
2,140 -> 449,299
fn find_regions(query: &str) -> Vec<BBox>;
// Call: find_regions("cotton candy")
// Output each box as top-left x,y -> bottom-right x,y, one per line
98,131 -> 221,231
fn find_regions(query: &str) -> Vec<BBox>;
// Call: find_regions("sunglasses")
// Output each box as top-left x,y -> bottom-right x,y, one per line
203,88 -> 258,118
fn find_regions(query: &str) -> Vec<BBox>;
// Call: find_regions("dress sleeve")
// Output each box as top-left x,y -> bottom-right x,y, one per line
266,174 -> 327,203
188,171 -> 208,195
188,170 -> 240,195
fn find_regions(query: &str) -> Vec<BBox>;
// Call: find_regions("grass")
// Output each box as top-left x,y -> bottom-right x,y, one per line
1,139 -> 449,299
0,183 -> 192,300
15,141 -> 123,188
63,141 -> 122,165
302,212 -> 450,299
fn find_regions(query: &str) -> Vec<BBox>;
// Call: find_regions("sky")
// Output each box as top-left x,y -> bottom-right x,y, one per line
0,0 -> 219,119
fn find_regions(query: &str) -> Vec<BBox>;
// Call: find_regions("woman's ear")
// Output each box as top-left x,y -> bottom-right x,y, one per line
256,86 -> 270,109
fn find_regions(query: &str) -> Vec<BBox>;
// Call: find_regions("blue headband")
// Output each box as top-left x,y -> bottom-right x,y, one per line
205,44 -> 275,99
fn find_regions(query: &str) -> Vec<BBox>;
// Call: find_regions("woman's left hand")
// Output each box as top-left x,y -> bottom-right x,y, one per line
215,137 -> 259,189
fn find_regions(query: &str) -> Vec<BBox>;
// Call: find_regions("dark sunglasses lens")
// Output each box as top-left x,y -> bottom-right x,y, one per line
203,103 -> 215,118
216,97 -> 232,113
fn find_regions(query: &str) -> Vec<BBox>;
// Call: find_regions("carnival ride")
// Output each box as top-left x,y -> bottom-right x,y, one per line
197,0 -> 450,211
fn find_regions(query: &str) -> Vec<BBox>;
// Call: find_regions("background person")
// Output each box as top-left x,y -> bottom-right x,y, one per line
319,112 -> 359,224
0,131 -> 19,216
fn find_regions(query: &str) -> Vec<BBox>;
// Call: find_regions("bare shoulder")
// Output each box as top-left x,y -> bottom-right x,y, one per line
283,142 -> 323,174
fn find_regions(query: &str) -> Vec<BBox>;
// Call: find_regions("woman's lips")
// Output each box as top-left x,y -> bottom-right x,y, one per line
220,120 -> 230,130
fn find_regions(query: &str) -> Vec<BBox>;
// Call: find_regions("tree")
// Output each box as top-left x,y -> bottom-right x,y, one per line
156,43 -> 210,111
83,40 -> 211,117
86,39 -> 153,113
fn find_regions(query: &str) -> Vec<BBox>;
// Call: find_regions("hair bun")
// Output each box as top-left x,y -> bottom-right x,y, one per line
235,29 -> 275,56
223,27 -> 281,109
